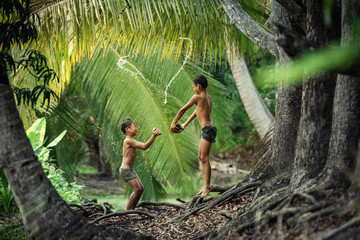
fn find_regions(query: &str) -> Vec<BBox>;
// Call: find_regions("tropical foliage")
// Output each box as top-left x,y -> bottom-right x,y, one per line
5,0 -> 275,201
0,168 -> 16,214
26,117 -> 84,203
0,116 -> 84,216
45,46 -> 234,200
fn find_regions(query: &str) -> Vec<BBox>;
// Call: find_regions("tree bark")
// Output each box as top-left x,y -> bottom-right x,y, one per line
226,49 -> 273,138
275,0 -> 306,31
291,1 -> 340,188
250,1 -> 302,181
321,0 -> 360,189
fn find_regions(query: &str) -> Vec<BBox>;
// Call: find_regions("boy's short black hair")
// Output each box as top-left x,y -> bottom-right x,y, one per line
121,118 -> 134,134
193,75 -> 208,88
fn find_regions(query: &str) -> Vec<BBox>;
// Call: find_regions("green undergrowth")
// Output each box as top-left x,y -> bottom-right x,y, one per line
0,214 -> 28,240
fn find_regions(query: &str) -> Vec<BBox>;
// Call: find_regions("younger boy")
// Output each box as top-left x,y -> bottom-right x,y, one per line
120,118 -> 161,210
170,75 -> 217,198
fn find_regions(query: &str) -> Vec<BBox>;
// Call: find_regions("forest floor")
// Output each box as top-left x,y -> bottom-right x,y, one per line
74,146 -> 360,239
2,146 -> 359,239
74,190 -> 358,240
78,144 -> 256,197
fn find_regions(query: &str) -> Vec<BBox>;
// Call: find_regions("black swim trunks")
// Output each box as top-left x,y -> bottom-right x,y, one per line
201,125 -> 217,143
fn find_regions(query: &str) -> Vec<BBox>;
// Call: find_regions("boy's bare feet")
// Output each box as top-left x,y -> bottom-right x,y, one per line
197,186 -> 211,198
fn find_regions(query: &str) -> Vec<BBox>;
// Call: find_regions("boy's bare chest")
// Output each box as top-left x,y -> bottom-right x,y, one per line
123,145 -> 137,156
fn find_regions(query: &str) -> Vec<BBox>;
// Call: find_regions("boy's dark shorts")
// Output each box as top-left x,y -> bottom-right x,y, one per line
119,168 -> 137,182
201,125 -> 217,143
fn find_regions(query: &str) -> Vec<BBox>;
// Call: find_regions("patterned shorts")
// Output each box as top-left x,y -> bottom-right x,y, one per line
119,168 -> 137,182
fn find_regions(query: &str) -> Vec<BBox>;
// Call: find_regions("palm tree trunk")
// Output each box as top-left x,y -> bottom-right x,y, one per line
226,45 -> 273,138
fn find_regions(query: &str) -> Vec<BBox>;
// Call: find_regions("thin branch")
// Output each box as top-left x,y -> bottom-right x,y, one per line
100,203 -> 108,215
176,198 -> 186,204
219,0 -> 279,58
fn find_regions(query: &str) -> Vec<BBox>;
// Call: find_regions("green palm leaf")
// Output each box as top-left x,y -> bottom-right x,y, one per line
75,48 -> 198,182
27,0 -> 269,90
63,43 -> 233,199
13,0 -> 267,199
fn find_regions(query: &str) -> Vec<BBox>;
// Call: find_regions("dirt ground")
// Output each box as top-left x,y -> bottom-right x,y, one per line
78,147 -> 255,197
74,147 -> 360,240
74,180 -> 359,240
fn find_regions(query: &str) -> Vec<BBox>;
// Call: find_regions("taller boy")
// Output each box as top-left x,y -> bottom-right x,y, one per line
171,75 -> 217,198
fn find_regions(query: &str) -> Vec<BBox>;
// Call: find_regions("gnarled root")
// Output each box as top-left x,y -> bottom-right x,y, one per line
171,181 -> 262,222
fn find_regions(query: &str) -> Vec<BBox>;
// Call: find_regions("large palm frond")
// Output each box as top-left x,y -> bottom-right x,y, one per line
56,42 -> 232,198
12,0 -> 270,130
72,48 -> 201,198
26,0 -> 270,87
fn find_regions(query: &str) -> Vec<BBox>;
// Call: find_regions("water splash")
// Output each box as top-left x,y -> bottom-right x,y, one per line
163,37 -> 193,104
115,37 -> 192,103
116,55 -> 149,84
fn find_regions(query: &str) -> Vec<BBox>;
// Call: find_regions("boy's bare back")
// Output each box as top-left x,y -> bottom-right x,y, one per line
193,92 -> 213,128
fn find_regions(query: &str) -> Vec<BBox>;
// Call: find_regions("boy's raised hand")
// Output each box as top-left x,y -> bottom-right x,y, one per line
152,128 -> 161,136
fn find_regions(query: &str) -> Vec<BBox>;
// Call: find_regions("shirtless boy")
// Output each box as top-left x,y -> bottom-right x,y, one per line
120,119 -> 161,210
170,75 -> 217,198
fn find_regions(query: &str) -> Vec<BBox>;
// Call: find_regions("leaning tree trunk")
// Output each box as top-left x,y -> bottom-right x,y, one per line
0,60 -> 148,239
291,0 -> 340,189
226,48 -> 273,139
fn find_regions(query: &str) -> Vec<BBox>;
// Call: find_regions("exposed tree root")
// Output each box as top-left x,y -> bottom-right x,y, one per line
186,184 -> 235,208
91,210 -> 155,224
136,201 -> 186,209
296,202 -> 341,226
205,182 -> 359,240
68,203 -> 89,215
69,201 -> 112,218
210,184 -> 235,193
219,210 -> 234,220
171,181 -> 262,221
315,215 -> 360,240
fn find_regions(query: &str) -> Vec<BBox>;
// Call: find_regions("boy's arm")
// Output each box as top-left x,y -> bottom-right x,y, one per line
181,110 -> 196,130
127,128 -> 161,150
171,96 -> 197,133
